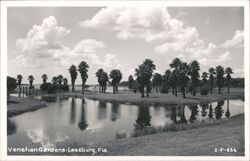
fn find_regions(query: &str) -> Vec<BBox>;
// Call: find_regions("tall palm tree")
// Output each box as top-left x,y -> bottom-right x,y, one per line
225,67 -> 233,94
52,76 -> 58,85
109,69 -> 122,94
216,65 -> 225,94
208,67 -> 215,94
63,78 -> 68,85
202,72 -> 208,84
17,74 -> 23,88
28,75 -> 34,89
135,59 -> 156,97
96,69 -> 109,93
152,73 -> 162,93
41,74 -> 48,84
170,58 -> 182,96
188,60 -> 200,96
69,65 -> 78,92
78,61 -> 89,94
128,75 -> 134,90
57,75 -> 63,85
179,62 -> 190,98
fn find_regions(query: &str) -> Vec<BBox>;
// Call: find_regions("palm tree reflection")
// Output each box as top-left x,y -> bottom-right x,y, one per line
214,100 -> 224,119
98,101 -> 107,120
189,105 -> 199,123
78,98 -> 88,131
111,102 -> 121,121
135,105 -> 151,129
208,103 -> 213,119
70,97 -> 76,124
179,105 -> 187,123
225,99 -> 230,118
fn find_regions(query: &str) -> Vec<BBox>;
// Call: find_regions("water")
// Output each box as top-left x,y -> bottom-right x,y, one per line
8,97 -> 244,151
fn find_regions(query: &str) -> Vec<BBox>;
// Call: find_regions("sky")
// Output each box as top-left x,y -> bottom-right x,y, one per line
7,7 -> 244,85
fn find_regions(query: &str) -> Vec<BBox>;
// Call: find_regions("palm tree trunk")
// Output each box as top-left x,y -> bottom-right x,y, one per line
141,86 -> 145,98
82,82 -> 85,94
113,85 -> 115,94
227,80 -> 230,94
72,83 -> 75,92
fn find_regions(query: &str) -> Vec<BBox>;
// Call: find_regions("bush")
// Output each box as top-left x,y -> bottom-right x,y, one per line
40,83 -> 52,91
61,84 -> 69,92
48,84 -> 57,94
201,85 -> 209,95
7,76 -> 17,92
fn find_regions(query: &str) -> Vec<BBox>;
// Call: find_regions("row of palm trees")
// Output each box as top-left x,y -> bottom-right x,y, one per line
128,58 -> 233,98
16,58 -> 233,98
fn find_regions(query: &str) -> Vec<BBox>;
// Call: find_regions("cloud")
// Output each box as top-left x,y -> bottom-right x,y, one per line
221,30 -> 244,48
14,16 -> 122,74
73,39 -> 105,53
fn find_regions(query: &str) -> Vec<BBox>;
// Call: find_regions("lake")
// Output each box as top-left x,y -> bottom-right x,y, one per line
7,97 -> 244,153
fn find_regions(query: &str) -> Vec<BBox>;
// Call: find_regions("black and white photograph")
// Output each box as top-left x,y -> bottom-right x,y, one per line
0,0 -> 249,161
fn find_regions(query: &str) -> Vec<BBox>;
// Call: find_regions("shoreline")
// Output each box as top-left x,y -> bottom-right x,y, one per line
7,96 -> 47,117
41,88 -> 244,106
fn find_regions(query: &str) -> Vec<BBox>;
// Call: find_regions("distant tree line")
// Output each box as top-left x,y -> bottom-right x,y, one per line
7,57 -> 243,97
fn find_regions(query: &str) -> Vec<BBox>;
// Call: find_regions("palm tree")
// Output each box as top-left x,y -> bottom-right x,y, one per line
63,78 -> 68,85
78,61 -> 89,94
52,76 -> 58,85
135,59 -> 156,97
188,60 -> 200,96
152,73 -> 162,93
96,69 -> 109,93
109,69 -> 122,94
216,65 -> 225,94
28,75 -> 34,89
69,65 -> 78,92
208,67 -> 215,94
179,62 -> 190,98
128,75 -> 134,90
17,74 -> 23,88
57,75 -> 63,85
170,58 -> 182,96
225,67 -> 233,94
41,74 -> 48,84
202,72 -> 208,84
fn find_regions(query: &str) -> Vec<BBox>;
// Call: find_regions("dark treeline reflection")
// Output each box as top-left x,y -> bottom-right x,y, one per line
78,98 -> 88,131
7,118 -> 17,135
179,106 -> 187,123
41,96 -> 57,102
188,105 -> 199,123
70,97 -> 76,124
98,101 -> 107,120
214,100 -> 225,119
135,105 -> 151,129
111,102 -> 121,121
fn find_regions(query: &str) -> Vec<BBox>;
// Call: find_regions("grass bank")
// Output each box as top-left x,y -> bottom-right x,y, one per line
7,96 -> 47,117
42,88 -> 244,106
67,114 -> 244,156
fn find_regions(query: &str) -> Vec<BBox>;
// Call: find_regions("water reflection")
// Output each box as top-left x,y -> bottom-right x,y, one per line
8,97 -> 243,151
111,102 -> 121,121
98,101 -> 107,120
225,99 -> 230,118
135,105 -> 151,129
208,103 -> 213,119
169,106 -> 177,123
7,118 -> 17,135
78,98 -> 88,131
189,105 -> 199,123
201,104 -> 208,121
215,100 -> 224,119
70,97 -> 76,124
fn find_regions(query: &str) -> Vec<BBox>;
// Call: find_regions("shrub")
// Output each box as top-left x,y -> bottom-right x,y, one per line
7,76 -> 17,92
40,83 -> 52,91
48,84 -> 57,94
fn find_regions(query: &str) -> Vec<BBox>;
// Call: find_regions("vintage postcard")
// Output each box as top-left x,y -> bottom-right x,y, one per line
0,0 -> 249,161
